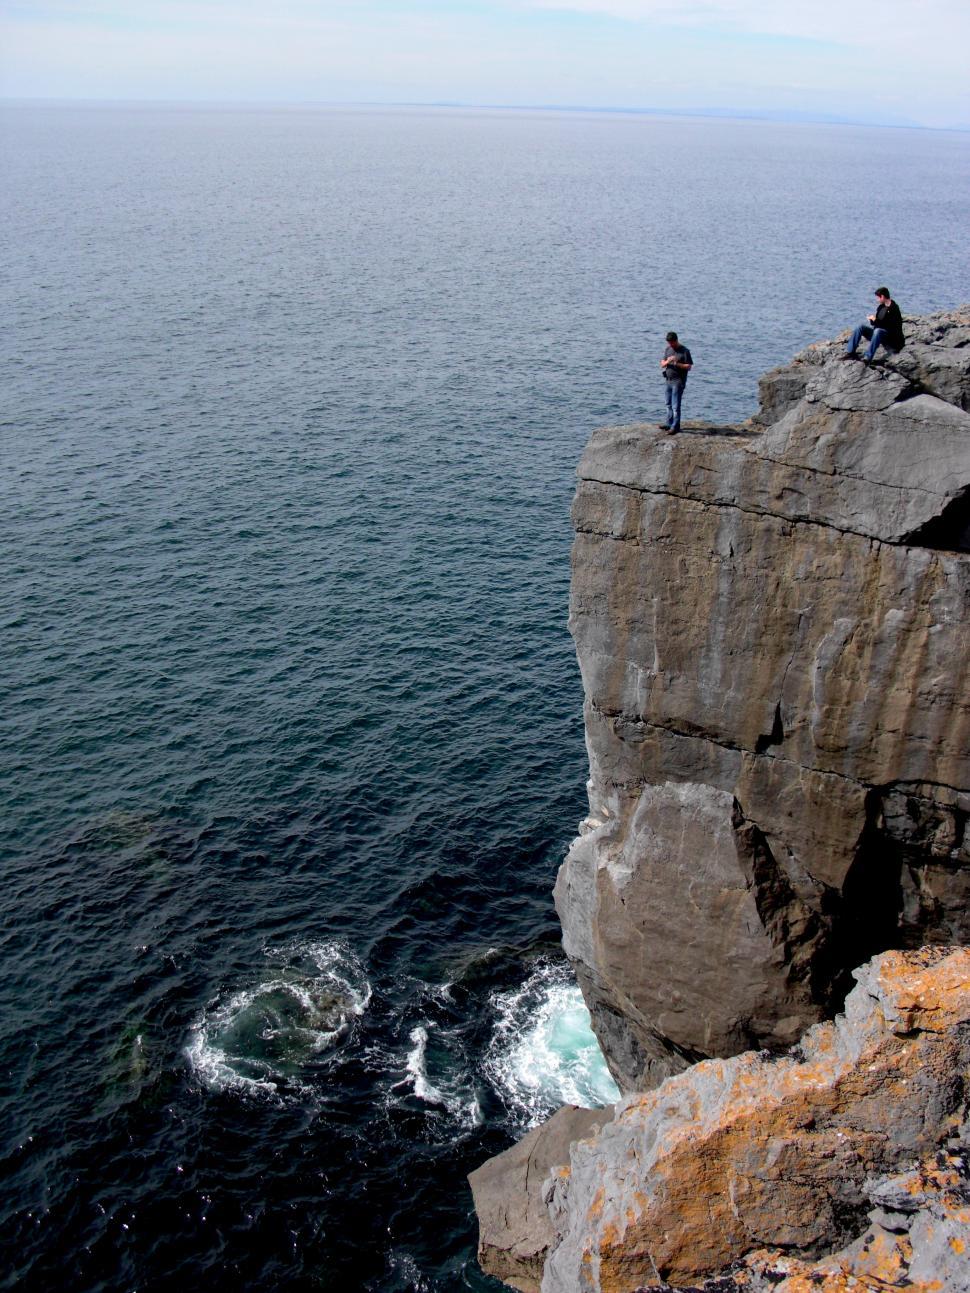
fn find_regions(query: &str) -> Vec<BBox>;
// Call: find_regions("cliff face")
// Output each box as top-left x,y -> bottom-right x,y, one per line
556,308 -> 970,1093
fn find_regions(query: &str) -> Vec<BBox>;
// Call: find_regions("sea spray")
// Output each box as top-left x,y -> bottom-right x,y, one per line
484,959 -> 619,1125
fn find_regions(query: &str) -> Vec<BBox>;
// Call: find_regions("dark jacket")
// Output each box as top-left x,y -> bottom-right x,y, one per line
875,300 -> 905,351
663,343 -> 693,381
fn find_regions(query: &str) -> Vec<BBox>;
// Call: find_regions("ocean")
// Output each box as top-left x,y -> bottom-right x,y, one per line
1,102 -> 968,1291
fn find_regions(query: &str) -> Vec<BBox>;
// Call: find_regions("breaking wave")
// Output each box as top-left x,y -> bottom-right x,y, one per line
186,940 -> 371,1098
484,960 -> 620,1126
375,1013 -> 483,1130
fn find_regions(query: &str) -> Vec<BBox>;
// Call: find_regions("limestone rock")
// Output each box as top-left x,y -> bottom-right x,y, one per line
468,1104 -> 614,1292
756,305 -> 970,421
558,308 -> 970,1092
608,1110 -> 970,1292
539,947 -> 970,1293
648,1143 -> 970,1292
554,782 -> 827,1089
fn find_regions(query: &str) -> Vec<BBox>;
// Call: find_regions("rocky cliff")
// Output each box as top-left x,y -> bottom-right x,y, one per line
471,309 -> 970,1291
558,307 -> 970,1094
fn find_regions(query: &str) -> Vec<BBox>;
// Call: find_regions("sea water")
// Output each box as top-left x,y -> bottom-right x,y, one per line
1,103 -> 968,1290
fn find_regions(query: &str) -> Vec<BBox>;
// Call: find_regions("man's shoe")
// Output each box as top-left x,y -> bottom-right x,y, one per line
839,352 -> 858,360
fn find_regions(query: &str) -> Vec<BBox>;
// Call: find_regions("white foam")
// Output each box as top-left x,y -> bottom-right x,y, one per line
381,1250 -> 432,1292
406,1025 -> 445,1105
393,1022 -> 482,1129
484,961 -> 620,1126
186,939 -> 371,1099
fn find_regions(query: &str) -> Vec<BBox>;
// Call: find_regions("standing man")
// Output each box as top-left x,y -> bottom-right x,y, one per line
660,330 -> 693,433
842,287 -> 905,362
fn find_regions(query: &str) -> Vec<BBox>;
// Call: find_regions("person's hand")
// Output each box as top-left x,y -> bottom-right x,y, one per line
868,314 -> 876,322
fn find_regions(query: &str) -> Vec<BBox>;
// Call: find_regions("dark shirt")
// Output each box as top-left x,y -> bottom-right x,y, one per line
874,300 -> 905,351
663,343 -> 693,381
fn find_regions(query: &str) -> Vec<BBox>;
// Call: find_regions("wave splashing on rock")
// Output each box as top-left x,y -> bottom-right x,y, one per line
484,960 -> 619,1125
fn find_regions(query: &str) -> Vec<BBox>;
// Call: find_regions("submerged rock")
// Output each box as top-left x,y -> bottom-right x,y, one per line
558,308 -> 970,1093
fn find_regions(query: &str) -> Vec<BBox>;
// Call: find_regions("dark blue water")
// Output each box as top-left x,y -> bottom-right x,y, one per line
2,103 -> 968,1291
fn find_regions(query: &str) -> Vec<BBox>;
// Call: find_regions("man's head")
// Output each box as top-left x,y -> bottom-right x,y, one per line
875,287 -> 891,302
666,331 -> 679,344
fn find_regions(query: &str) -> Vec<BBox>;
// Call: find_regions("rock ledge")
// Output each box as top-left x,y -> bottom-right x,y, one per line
559,308 -> 970,1094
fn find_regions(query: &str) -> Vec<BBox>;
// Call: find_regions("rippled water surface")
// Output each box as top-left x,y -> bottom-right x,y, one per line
2,103 -> 968,1291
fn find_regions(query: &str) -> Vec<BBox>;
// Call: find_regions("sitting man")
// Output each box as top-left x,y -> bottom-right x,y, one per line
843,287 -> 905,362
660,330 -> 693,432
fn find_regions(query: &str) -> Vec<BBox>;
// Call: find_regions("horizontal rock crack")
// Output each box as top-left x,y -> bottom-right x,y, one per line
578,473 -> 970,555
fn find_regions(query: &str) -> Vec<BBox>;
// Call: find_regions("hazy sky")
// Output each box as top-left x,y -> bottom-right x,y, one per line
1,0 -> 967,128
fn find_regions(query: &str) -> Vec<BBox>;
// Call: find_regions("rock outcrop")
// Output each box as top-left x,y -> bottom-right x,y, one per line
469,1105 -> 614,1292
471,310 -> 970,1292
473,947 -> 970,1292
542,946 -> 970,1292
557,307 -> 970,1093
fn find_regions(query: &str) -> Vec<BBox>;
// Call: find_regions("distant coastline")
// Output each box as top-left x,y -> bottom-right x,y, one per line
3,96 -> 969,132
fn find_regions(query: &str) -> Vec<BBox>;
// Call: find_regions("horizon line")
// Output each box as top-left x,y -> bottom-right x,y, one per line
3,95 -> 968,133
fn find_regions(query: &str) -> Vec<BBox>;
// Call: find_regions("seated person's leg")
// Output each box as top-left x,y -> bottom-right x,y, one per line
865,327 -> 889,360
847,323 -> 873,355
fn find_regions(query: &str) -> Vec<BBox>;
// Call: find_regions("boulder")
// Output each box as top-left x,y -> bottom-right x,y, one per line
468,1104 -> 614,1292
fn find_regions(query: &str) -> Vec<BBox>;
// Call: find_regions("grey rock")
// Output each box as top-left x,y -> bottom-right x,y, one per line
555,781 -> 822,1091
804,357 -> 913,410
755,304 -> 970,422
467,1104 -> 614,1293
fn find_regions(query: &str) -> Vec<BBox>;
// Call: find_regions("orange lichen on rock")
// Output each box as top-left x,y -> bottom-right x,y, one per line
875,947 -> 970,1034
540,948 -> 970,1293
627,1147 -> 970,1292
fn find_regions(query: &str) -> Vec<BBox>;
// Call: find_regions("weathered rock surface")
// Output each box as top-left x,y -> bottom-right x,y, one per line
469,1104 -> 614,1292
630,1150 -> 970,1292
758,305 -> 970,422
556,308 -> 970,1093
718,1146 -> 970,1293
537,947 -> 970,1292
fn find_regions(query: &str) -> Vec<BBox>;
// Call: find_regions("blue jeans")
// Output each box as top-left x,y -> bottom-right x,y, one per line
847,323 -> 898,360
665,380 -> 685,429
